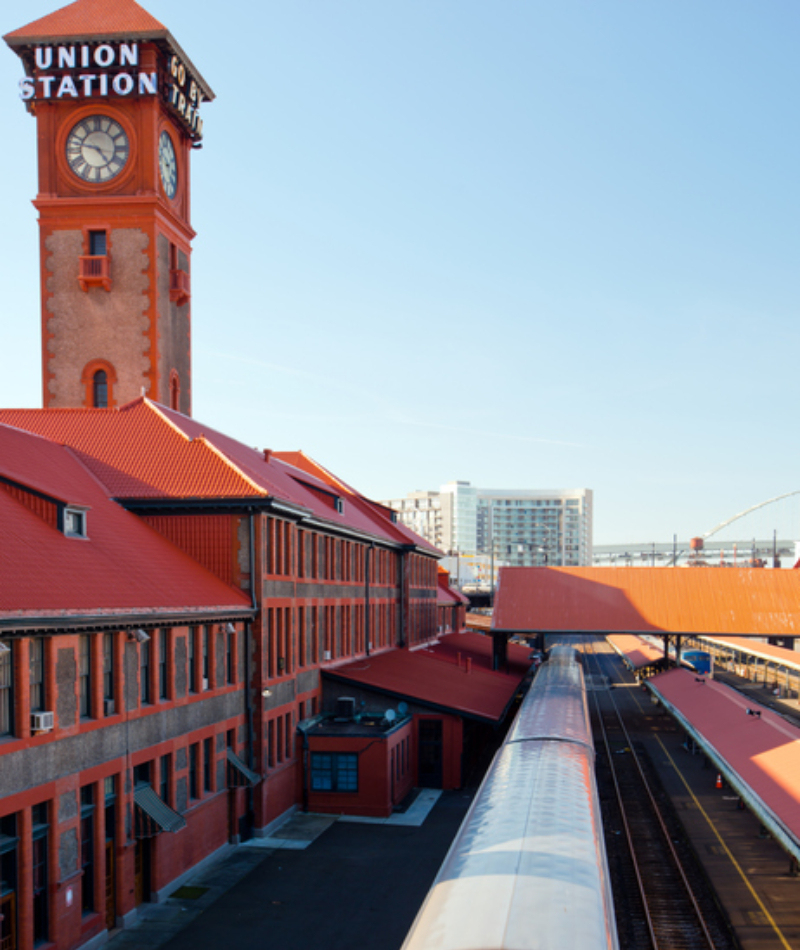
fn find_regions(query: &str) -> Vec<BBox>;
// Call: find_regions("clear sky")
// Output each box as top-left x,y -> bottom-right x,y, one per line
1,1 -> 798,546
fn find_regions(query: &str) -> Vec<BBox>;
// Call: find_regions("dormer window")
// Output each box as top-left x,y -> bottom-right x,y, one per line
64,507 -> 87,538
335,497 -> 344,514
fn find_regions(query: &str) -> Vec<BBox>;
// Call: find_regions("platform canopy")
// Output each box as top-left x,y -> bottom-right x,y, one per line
492,567 -> 800,637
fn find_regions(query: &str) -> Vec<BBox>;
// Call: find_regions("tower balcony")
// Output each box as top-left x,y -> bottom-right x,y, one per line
78,255 -> 111,292
169,268 -> 191,306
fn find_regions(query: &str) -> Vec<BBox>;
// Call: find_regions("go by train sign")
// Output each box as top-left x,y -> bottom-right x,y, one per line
13,40 -> 211,139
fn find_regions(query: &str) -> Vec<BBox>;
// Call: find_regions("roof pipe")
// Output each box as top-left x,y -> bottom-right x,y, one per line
365,541 -> 374,656
245,509 -> 258,835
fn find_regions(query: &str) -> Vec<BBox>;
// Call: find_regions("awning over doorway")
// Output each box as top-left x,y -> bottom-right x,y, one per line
133,784 -> 186,838
226,748 -> 261,788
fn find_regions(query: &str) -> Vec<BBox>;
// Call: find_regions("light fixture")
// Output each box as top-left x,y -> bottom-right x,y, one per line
225,623 -> 236,634
0,642 -> 10,654
262,689 -> 272,698
128,629 -> 150,643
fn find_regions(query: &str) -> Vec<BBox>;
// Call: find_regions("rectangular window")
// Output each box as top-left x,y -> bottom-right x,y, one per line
202,626 -> 210,689
103,633 -> 114,713
227,627 -> 235,685
29,638 -> 45,713
158,630 -> 168,700
204,737 -> 213,792
276,715 -> 284,763
298,608 -> 305,669
31,803 -> 48,940
140,638 -> 151,705
267,720 -> 275,768
88,229 -> 107,256
80,787 -> 94,914
310,753 -> 358,792
79,635 -> 91,718
285,713 -> 292,761
188,628 -> 197,693
160,754 -> 171,806
189,744 -> 199,799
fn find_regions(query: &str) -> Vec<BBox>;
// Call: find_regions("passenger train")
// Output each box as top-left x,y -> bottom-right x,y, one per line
402,645 -> 619,950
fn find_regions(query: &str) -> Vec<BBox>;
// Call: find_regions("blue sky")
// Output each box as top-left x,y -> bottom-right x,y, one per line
1,1 -> 798,545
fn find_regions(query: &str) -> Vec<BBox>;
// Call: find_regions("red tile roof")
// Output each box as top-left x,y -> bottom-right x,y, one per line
0,403 -> 266,499
326,637 -> 528,722
0,401 -> 439,553
649,668 -> 800,844
5,0 -> 168,43
493,566 -> 800,637
273,450 -> 441,554
0,423 -> 251,622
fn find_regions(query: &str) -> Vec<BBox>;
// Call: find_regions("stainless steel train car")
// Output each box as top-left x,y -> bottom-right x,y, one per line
402,645 -> 619,950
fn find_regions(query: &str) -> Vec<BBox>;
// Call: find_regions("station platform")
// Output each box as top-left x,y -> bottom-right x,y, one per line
596,640 -> 800,950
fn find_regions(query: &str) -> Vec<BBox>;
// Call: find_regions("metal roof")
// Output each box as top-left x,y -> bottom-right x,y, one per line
226,748 -> 261,789
493,566 -> 800,636
648,669 -> 800,861
133,784 -> 186,838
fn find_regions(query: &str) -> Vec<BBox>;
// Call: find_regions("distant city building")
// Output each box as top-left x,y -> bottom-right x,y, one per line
383,483 -> 593,568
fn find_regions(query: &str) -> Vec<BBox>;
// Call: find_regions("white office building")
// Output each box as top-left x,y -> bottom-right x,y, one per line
382,483 -> 593,567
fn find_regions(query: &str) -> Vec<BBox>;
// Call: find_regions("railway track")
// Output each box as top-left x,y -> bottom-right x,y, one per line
582,638 -> 739,950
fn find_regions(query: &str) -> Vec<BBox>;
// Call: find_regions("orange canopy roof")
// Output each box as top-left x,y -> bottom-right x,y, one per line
493,566 -> 800,637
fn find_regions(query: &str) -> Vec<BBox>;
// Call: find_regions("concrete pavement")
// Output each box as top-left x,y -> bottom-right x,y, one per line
107,789 -> 471,950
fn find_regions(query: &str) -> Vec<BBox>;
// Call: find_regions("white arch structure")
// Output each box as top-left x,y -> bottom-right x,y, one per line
703,490 -> 800,540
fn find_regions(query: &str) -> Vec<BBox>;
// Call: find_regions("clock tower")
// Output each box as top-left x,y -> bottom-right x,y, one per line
4,0 -> 213,413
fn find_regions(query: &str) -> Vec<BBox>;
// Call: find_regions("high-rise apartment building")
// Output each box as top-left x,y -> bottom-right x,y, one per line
383,483 -> 593,567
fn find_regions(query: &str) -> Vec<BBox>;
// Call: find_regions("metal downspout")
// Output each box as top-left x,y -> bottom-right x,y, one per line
245,510 -> 258,833
365,542 -> 374,655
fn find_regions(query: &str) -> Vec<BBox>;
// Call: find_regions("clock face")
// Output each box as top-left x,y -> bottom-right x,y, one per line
66,115 -> 129,183
159,132 -> 178,199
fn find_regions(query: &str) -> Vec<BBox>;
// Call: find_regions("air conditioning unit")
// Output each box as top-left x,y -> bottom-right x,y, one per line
31,711 -> 54,732
202,677 -> 209,690
322,650 -> 332,662
335,697 -> 356,720
103,699 -> 115,716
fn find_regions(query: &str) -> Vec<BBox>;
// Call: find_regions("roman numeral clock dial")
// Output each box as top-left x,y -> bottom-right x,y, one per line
66,115 -> 129,182
159,131 -> 178,199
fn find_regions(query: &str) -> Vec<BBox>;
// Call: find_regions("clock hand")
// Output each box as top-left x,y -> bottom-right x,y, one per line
84,142 -> 112,161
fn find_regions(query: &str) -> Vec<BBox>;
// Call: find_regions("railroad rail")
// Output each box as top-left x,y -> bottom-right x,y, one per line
583,638 -> 737,950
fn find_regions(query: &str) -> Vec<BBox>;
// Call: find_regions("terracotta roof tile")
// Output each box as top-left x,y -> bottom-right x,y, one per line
5,0 -> 167,43
0,401 -> 442,552
0,402 -> 267,499
0,423 -> 251,620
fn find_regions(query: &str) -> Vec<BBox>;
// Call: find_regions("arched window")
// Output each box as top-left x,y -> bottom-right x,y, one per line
81,360 -> 117,409
169,371 -> 180,411
93,371 -> 108,408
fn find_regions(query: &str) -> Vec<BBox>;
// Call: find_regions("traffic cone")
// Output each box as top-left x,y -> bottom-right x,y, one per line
716,773 -> 723,789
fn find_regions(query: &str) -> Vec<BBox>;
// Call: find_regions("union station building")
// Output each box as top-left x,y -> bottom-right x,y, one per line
0,3 -> 530,950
